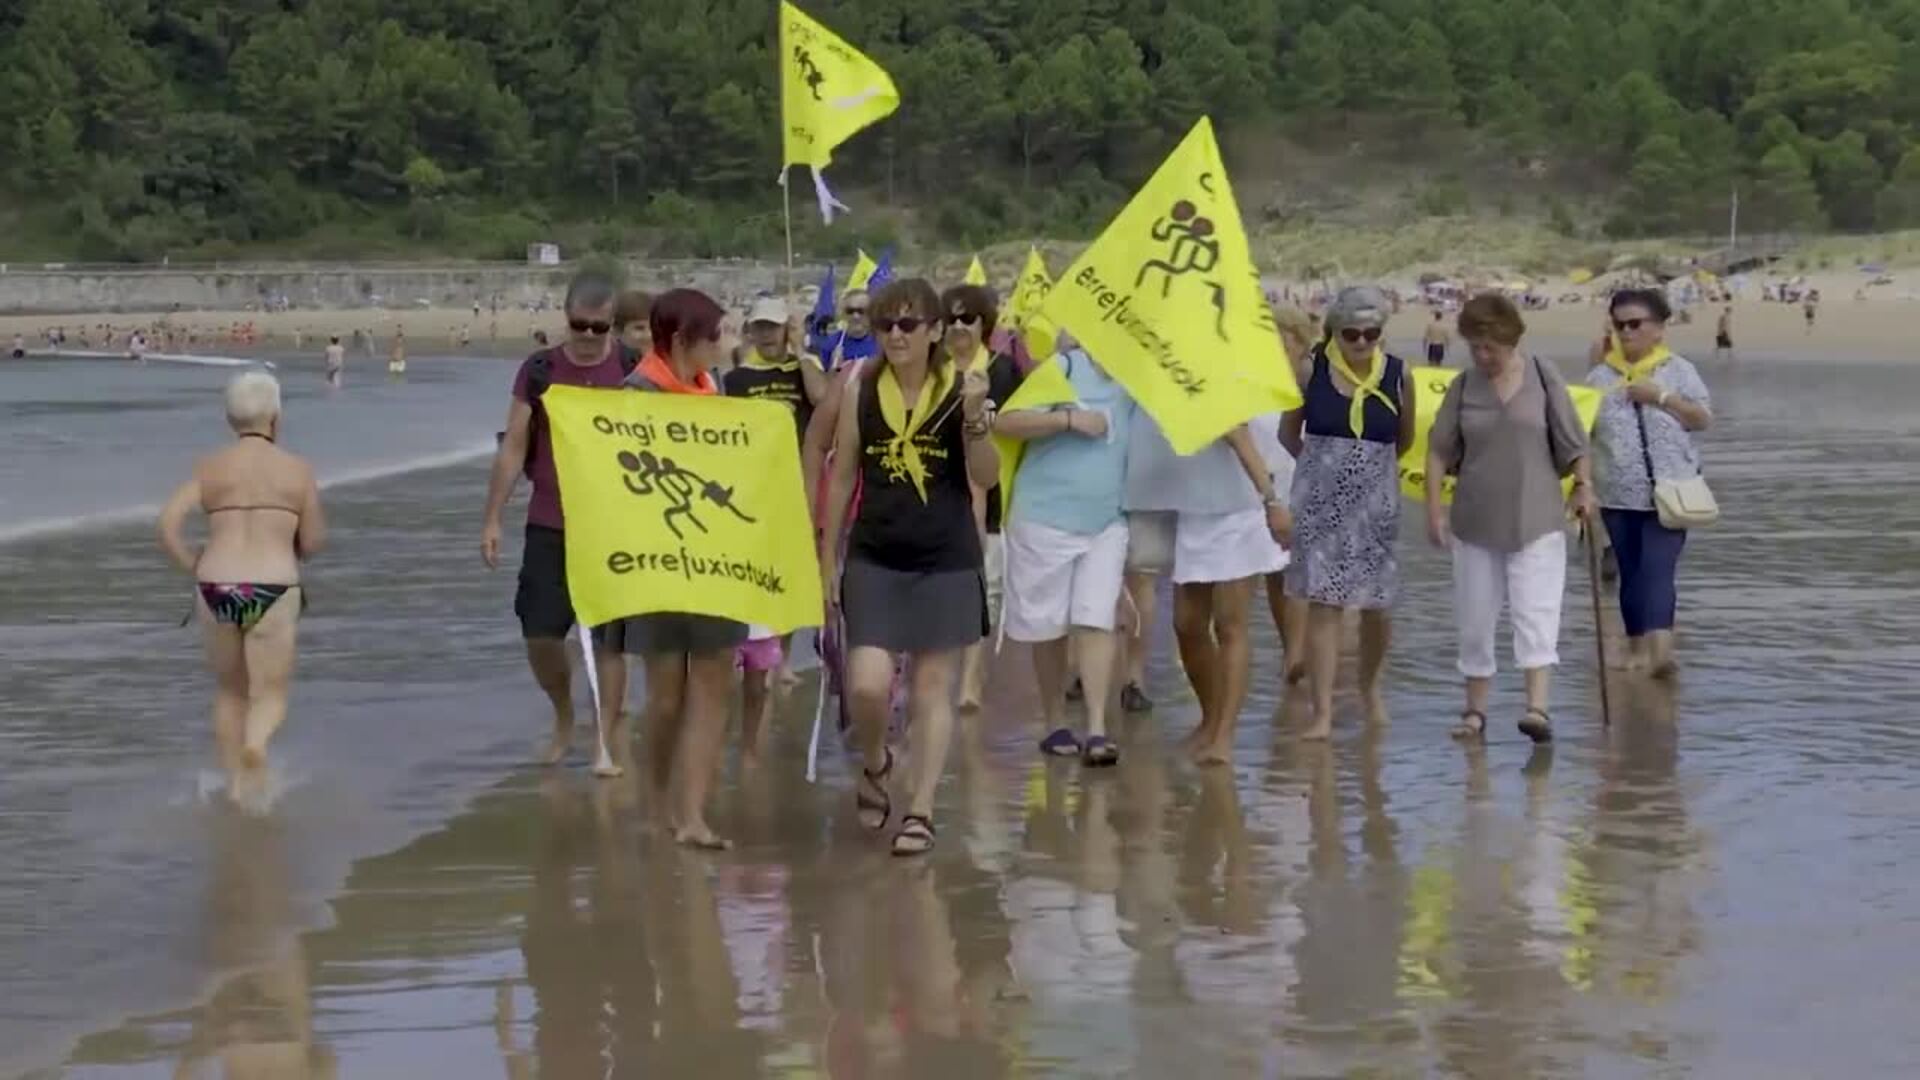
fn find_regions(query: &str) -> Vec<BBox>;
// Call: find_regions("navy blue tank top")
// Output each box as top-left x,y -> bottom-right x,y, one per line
1301,344 -> 1405,444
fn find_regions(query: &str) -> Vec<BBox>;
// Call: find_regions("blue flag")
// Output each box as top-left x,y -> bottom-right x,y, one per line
869,248 -> 894,290
807,263 -> 838,356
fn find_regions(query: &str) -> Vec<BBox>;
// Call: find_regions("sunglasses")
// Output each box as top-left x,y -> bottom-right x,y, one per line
569,318 -> 612,335
947,313 -> 982,327
1339,327 -> 1383,344
1611,318 -> 1653,332
845,307 -> 869,317
876,316 -> 932,334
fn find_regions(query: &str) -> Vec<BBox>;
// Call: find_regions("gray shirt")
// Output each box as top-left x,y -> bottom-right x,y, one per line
1583,355 -> 1710,511
1429,358 -> 1588,553
1123,412 -> 1260,515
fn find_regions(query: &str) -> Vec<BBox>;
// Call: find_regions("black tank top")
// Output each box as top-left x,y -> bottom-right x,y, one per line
1301,344 -> 1405,444
721,363 -> 813,442
850,369 -> 981,573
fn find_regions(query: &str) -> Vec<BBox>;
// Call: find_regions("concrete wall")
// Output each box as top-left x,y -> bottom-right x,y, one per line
0,259 -> 806,314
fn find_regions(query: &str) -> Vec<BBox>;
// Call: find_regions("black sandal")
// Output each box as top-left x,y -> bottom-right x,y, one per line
892,814 -> 936,857
855,748 -> 893,831
1519,708 -> 1554,744
1450,709 -> 1487,740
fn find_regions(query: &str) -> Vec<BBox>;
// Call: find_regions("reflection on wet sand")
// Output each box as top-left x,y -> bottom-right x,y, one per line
62,667 -> 1731,1079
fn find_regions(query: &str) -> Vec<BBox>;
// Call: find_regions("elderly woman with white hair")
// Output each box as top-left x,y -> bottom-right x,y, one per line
1280,286 -> 1416,741
158,370 -> 326,803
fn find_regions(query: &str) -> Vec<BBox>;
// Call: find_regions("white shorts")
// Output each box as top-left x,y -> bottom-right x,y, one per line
1004,519 -> 1129,641
1125,509 -> 1288,585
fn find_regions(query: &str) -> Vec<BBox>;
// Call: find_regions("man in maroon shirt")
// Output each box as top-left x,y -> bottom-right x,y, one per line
481,271 -> 634,769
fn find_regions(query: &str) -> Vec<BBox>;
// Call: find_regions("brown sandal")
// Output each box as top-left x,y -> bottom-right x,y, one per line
892,814 -> 936,857
1519,708 -> 1554,744
1450,709 -> 1487,740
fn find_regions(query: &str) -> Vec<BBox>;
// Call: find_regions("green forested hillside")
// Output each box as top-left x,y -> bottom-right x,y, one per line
5,0 -> 1920,261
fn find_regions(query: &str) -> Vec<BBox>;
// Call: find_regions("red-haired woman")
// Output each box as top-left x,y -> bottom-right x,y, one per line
619,287 -> 750,849
818,278 -> 999,855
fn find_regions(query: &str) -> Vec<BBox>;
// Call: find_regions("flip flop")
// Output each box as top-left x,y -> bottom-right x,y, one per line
1039,727 -> 1082,758
1082,736 -> 1120,768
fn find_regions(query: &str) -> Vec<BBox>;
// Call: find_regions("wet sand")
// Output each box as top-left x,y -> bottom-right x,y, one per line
8,341 -> 1920,1077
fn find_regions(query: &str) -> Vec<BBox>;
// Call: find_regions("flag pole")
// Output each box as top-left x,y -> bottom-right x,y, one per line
781,166 -> 797,300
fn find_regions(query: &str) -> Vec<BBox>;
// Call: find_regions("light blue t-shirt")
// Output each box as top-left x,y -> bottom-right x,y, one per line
1009,351 -> 1134,536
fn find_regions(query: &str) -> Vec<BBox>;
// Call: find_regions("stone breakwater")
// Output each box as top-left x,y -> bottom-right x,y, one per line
0,259 -> 810,315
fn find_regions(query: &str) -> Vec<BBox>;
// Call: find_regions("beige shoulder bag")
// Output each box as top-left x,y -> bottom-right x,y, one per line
1635,399 -> 1717,529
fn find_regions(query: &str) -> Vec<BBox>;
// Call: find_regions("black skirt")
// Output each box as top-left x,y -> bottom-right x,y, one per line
841,558 -> 986,653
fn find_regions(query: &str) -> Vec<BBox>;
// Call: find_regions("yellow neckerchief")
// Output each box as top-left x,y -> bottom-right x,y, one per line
876,361 -> 955,503
1603,337 -> 1672,384
1326,338 -> 1395,437
740,347 -> 800,373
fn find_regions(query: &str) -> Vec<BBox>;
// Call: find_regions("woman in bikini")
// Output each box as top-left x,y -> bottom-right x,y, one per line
158,371 -> 326,803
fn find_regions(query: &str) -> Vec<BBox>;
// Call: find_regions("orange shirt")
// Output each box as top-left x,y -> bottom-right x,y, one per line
637,352 -> 718,396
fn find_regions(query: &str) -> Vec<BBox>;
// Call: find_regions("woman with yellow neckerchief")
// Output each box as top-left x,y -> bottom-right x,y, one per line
1584,288 -> 1713,677
818,278 -> 999,856
1280,286 -> 1416,741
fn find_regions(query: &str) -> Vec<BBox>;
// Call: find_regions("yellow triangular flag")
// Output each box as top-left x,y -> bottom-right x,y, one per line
1039,117 -> 1298,455
1399,364 -> 1603,501
964,255 -> 987,286
847,249 -> 878,292
780,2 -> 899,222
993,356 -> 1080,523
1005,247 -> 1058,363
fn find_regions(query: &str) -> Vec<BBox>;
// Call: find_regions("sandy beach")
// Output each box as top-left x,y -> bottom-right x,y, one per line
2,265 -> 1915,364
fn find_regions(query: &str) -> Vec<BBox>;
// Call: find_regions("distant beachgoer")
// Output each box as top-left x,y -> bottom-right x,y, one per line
1586,288 -> 1713,679
324,336 -> 345,388
156,371 -> 325,803
1426,293 -> 1593,745
1715,306 -> 1734,360
9,333 -> 23,359
1281,285 -> 1415,741
482,271 -> 635,769
533,329 -> 549,347
387,330 -> 407,376
1803,290 -> 1819,333
1423,309 -> 1450,365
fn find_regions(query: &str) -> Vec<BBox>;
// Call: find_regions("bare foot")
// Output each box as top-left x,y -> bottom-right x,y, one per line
1181,725 -> 1214,752
1189,740 -> 1233,766
776,665 -> 802,692
1650,658 -> 1680,680
542,725 -> 574,766
1285,662 -> 1307,687
1300,715 -> 1332,742
673,823 -> 732,851
591,751 -> 627,779
1362,687 -> 1388,726
957,694 -> 982,713
240,746 -> 268,771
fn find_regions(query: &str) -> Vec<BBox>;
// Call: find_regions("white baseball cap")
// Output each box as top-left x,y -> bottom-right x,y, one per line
746,296 -> 789,325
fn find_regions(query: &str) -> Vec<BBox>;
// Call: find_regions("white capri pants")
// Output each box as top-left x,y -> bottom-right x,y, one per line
1451,530 -> 1567,678
1004,519 -> 1130,642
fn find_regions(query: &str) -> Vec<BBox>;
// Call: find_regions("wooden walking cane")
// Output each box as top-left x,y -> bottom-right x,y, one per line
1584,521 -> 1612,727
